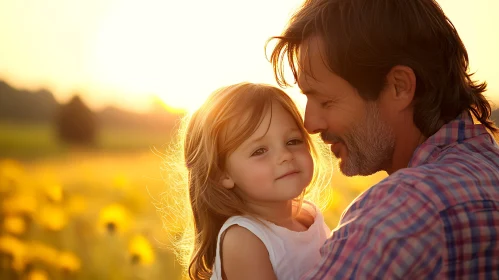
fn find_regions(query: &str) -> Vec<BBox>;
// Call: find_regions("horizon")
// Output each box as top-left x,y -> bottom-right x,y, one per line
1,0 -> 498,113
1,77 -> 498,114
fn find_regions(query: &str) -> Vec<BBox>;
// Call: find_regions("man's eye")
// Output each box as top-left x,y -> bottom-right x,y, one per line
287,139 -> 304,145
321,100 -> 334,108
251,148 -> 266,156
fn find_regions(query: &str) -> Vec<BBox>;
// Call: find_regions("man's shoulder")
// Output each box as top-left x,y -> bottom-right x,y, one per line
355,158 -> 499,214
348,171 -> 435,214
335,173 -> 443,241
356,167 -> 437,201
343,167 -> 448,220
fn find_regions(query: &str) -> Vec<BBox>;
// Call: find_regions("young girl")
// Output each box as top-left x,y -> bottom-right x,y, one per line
163,82 -> 332,280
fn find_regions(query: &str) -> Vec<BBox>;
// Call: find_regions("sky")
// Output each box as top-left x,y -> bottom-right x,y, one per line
0,0 -> 498,113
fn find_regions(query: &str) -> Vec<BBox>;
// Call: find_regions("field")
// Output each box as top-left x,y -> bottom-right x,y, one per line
0,122 -> 385,280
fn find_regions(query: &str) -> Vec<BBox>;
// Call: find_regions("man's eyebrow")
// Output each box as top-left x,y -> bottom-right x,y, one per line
300,88 -> 318,96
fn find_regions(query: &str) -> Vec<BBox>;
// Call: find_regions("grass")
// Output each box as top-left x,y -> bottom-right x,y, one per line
0,122 -> 66,158
0,121 -> 174,159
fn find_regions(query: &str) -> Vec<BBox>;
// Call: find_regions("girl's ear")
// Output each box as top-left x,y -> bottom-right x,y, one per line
221,173 -> 235,189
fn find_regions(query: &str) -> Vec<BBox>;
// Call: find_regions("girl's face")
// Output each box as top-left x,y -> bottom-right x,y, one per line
222,102 -> 314,205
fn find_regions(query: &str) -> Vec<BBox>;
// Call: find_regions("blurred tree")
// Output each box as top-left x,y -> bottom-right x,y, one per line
56,95 -> 97,145
0,80 -> 58,122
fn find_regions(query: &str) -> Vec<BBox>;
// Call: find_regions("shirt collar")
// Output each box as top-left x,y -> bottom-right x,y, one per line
408,111 -> 492,167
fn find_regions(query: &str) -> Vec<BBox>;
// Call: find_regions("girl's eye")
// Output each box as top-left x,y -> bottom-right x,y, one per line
287,139 -> 304,146
251,148 -> 266,156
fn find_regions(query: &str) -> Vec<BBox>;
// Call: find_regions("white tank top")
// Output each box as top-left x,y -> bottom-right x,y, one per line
210,201 -> 330,280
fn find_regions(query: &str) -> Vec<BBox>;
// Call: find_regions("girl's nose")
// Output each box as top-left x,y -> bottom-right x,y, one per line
278,147 -> 294,164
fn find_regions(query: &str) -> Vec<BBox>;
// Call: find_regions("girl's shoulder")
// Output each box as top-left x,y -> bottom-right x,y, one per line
215,221 -> 274,279
221,223 -> 269,258
219,215 -> 266,235
218,215 -> 274,245
214,217 -> 276,280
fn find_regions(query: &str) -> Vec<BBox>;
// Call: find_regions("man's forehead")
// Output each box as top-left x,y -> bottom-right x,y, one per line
296,38 -> 312,78
296,36 -> 327,90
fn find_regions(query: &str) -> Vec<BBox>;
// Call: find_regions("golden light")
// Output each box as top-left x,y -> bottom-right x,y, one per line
88,0 -> 305,113
0,0 -> 498,112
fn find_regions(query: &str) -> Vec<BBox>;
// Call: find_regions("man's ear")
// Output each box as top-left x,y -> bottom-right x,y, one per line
382,65 -> 416,111
220,174 -> 235,189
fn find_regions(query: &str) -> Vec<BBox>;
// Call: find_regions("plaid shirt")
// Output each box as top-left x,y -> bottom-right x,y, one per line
302,112 -> 499,279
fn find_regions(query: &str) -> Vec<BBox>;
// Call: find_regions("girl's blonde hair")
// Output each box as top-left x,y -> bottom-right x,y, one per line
160,82 -> 332,279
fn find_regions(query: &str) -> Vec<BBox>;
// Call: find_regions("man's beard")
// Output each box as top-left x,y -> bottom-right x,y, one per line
321,103 -> 395,176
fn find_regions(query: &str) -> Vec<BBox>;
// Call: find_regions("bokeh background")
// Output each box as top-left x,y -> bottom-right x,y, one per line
1,1 -> 498,279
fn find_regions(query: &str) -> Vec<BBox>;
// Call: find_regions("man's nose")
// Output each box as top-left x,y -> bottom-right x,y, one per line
304,102 -> 326,134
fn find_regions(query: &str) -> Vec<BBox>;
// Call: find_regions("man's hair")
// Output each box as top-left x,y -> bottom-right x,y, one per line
268,0 -> 497,136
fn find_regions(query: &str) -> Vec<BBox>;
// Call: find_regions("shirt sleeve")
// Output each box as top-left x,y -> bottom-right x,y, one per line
301,184 -> 444,279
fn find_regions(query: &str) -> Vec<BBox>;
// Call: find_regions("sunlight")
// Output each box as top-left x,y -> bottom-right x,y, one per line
90,0 -> 304,112
91,1 -> 180,108
0,0 -> 496,112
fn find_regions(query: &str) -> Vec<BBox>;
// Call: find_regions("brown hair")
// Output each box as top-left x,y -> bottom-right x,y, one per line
160,82 -> 332,279
267,0 -> 497,136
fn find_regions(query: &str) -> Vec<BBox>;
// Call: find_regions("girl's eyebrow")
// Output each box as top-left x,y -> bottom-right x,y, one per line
238,134 -> 265,152
239,127 -> 302,151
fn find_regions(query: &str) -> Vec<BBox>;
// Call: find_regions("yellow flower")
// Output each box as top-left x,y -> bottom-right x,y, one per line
43,183 -> 64,203
26,269 -> 49,280
12,254 -> 28,272
28,241 -> 59,267
57,251 -> 81,273
37,204 -> 67,231
97,203 -> 129,235
0,235 -> 28,271
128,235 -> 155,266
2,193 -> 37,216
0,234 -> 25,256
0,159 -> 24,193
3,215 -> 26,235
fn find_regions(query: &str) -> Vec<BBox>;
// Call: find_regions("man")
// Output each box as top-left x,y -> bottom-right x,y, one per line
268,0 -> 499,278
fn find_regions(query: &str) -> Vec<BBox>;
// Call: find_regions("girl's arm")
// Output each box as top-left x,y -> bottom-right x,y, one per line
221,225 -> 277,280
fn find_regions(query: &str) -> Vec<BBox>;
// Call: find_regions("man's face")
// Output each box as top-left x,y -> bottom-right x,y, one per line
297,36 -> 396,176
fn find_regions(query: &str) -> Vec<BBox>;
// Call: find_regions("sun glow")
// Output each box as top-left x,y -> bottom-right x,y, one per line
0,0 -> 497,112
88,0 -> 304,112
